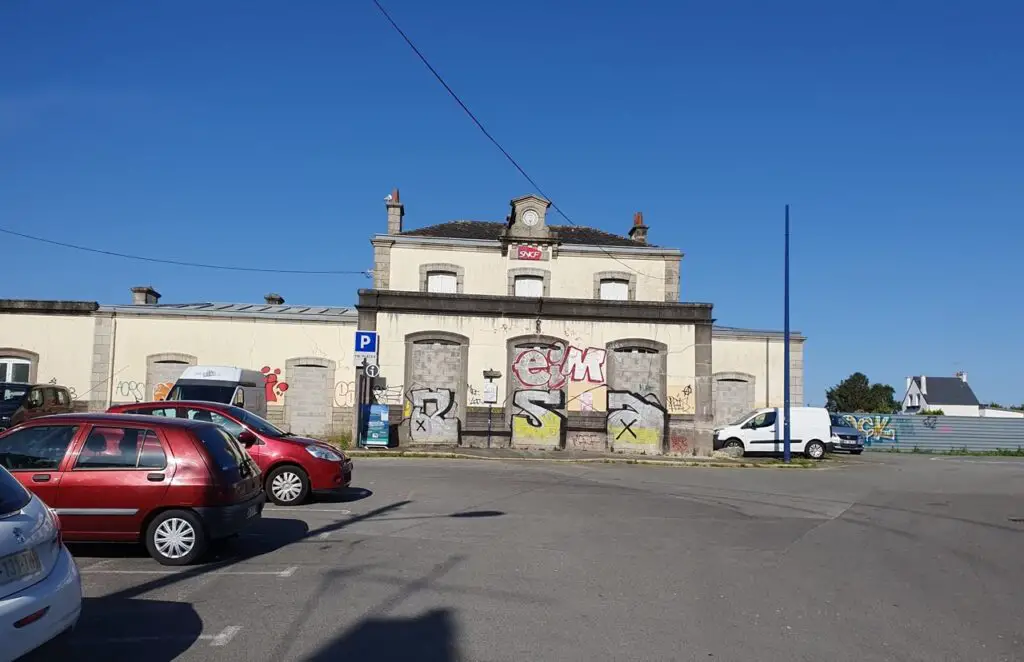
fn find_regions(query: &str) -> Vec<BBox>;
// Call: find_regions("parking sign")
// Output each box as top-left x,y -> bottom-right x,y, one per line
354,330 -> 378,363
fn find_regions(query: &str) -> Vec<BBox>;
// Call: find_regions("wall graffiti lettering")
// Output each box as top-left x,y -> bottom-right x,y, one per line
607,390 -> 667,452
511,344 -> 606,390
408,388 -> 460,444
260,366 -> 289,402
153,382 -> 173,401
512,389 -> 566,448
333,380 -> 404,408
115,380 -> 145,401
922,415 -> 938,430
842,414 -> 896,445
667,385 -> 694,414
669,433 -> 689,455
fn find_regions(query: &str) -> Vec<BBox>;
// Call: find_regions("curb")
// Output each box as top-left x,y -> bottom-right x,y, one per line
343,450 -> 820,469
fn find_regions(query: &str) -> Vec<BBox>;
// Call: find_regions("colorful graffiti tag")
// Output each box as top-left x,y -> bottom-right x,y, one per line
511,389 -> 566,448
511,344 -> 607,389
408,388 -> 460,444
607,391 -> 667,453
842,414 -> 896,445
260,366 -> 289,403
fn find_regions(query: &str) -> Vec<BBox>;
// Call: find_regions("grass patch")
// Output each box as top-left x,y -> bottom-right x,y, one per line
322,432 -> 353,451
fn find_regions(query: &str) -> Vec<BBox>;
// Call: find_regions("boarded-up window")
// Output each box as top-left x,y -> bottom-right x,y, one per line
599,279 -> 629,301
514,276 -> 544,297
426,272 -> 458,293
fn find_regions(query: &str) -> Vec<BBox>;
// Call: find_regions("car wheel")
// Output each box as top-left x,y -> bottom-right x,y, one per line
804,440 -> 826,460
724,439 -> 744,451
266,465 -> 310,506
146,510 -> 208,566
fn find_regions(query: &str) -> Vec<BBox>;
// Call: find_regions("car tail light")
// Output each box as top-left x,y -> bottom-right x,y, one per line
14,607 -> 50,629
48,507 -> 62,548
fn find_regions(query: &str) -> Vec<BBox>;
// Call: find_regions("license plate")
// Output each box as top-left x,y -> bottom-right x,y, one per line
0,549 -> 42,586
246,504 -> 258,519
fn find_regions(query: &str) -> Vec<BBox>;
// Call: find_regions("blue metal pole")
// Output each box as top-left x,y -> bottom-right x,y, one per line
783,204 -> 792,463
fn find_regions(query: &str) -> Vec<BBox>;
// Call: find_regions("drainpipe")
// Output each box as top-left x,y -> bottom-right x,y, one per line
765,337 -> 770,407
105,313 -> 118,408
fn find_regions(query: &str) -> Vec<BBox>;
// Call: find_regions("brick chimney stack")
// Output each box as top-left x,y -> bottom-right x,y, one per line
130,286 -> 161,305
628,211 -> 648,245
264,293 -> 285,305
386,188 -> 404,235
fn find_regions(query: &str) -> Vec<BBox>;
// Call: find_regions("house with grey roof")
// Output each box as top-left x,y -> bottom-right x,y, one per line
901,372 -> 981,416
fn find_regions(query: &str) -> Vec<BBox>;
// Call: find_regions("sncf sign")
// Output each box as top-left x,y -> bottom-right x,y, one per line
516,245 -> 543,261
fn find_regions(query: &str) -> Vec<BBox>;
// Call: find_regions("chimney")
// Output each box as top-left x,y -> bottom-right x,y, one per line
921,376 -> 927,395
264,293 -> 285,305
130,286 -> 161,305
628,211 -> 648,245
386,188 -> 404,235
956,370 -> 967,383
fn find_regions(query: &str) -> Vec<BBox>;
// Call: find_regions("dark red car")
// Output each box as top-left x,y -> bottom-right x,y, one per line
108,401 -> 353,506
0,413 -> 264,565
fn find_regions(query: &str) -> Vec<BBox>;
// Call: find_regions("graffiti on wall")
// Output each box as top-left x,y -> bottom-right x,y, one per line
260,366 -> 289,402
333,380 -> 405,408
607,391 -> 667,451
666,384 -> 694,414
408,388 -> 460,444
512,389 -> 566,448
115,380 -> 146,401
842,414 -> 896,445
511,344 -> 606,390
153,382 -> 173,401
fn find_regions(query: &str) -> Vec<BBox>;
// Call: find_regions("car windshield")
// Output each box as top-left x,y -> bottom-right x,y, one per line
0,465 -> 30,516
227,405 -> 288,437
170,384 -> 236,403
1,384 -> 28,403
729,410 -> 758,426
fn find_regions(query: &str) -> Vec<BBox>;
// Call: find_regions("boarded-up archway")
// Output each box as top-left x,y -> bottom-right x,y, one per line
285,357 -> 336,437
713,371 -> 756,425
146,353 -> 197,401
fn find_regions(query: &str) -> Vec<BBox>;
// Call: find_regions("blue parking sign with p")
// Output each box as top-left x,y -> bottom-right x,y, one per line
354,331 -> 378,355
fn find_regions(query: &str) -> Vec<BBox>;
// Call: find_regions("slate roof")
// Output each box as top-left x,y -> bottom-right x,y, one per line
100,302 -> 356,321
913,376 -> 980,406
399,221 -> 650,248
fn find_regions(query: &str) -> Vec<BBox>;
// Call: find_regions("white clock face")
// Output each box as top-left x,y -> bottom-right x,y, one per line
522,210 -> 539,227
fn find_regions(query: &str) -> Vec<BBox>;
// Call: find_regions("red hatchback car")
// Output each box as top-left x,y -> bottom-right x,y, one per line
0,413 -> 264,565
108,401 -> 353,506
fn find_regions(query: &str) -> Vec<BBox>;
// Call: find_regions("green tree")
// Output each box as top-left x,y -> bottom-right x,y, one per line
825,372 -> 901,413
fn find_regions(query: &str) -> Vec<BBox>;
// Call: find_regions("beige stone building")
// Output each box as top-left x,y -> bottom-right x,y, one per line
0,191 -> 803,454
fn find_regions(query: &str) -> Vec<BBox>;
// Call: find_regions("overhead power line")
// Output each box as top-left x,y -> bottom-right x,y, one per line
0,226 -> 370,276
371,0 -> 672,284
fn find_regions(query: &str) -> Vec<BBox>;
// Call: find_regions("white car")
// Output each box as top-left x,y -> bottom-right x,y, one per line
0,465 -> 81,662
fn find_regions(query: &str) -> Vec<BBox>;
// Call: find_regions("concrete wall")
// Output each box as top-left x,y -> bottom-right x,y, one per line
387,244 -> 675,302
711,334 -> 804,409
0,313 -> 98,403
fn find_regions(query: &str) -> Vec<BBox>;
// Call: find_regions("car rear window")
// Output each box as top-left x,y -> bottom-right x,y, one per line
194,425 -> 246,471
0,466 -> 30,516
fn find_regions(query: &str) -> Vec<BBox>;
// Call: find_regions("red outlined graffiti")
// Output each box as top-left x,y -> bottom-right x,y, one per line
511,344 -> 606,390
260,366 -> 289,402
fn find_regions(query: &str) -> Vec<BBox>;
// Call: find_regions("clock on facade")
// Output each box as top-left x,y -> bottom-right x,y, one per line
521,210 -> 539,227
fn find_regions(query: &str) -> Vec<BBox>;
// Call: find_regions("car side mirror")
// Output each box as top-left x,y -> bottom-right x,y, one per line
238,430 -> 257,448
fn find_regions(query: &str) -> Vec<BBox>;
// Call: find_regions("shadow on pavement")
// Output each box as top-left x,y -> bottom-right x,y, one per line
68,597 -> 203,661
304,608 -> 459,661
314,487 -> 374,503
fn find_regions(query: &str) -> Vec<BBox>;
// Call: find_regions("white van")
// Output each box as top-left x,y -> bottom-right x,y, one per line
168,365 -> 268,418
713,406 -> 832,459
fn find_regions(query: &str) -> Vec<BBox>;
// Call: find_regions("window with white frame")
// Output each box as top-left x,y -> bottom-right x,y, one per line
0,357 -> 31,383
426,271 -> 458,294
599,279 -> 630,301
514,275 -> 544,297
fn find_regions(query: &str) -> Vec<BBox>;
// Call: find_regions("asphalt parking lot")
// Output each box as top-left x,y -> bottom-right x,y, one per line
67,453 -> 1024,662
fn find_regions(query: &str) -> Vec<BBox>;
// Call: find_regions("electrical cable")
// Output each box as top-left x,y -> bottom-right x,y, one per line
371,0 -> 674,284
0,226 -> 371,276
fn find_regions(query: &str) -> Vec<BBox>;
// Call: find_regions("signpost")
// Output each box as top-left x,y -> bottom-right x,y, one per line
783,205 -> 792,464
354,330 -> 378,364
483,369 -> 502,448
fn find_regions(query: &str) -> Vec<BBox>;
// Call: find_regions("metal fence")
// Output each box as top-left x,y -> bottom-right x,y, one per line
839,412 -> 1024,453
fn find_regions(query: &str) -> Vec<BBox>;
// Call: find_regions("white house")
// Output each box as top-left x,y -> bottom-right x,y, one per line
901,372 -> 980,416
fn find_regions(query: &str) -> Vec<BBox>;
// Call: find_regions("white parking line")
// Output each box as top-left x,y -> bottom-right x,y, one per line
266,507 -> 352,514
75,625 -> 244,647
82,566 -> 299,578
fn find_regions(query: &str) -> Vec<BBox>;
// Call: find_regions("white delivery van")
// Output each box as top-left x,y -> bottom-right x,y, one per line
713,406 -> 832,459
168,365 -> 268,417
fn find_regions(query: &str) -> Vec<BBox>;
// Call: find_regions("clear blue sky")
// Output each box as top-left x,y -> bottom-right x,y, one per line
2,1 -> 1022,406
